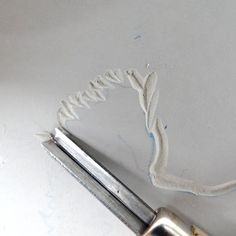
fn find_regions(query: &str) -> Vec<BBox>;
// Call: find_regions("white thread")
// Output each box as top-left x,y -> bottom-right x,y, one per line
57,69 -> 236,196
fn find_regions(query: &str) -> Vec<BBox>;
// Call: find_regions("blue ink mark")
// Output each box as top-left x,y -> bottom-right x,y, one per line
38,170 -> 56,235
143,124 -> 156,181
134,35 -> 141,40
148,133 -> 155,170
117,134 -> 146,174
38,210 -> 54,235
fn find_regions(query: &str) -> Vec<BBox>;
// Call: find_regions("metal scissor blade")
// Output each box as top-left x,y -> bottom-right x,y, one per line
42,128 -> 155,235
42,128 -> 209,236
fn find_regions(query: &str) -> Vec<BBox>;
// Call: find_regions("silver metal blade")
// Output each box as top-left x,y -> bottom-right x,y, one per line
42,128 -> 156,235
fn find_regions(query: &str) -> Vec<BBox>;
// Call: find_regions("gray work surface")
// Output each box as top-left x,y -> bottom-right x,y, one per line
0,1 -> 236,235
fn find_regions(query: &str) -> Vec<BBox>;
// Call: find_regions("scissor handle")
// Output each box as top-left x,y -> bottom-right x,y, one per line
142,208 -> 208,236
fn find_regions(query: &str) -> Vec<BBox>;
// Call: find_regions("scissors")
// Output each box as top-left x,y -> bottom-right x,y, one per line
42,128 -> 208,236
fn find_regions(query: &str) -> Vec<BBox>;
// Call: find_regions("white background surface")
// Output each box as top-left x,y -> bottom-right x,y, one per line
1,1 -> 236,235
